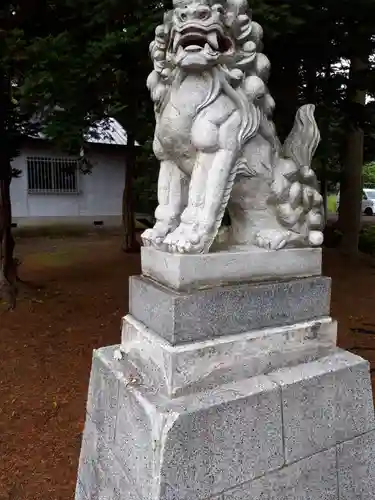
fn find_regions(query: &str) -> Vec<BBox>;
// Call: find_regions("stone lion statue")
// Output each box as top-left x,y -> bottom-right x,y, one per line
142,0 -> 324,254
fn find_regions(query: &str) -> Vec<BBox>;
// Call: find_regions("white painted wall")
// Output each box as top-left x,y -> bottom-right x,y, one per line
10,142 -> 126,227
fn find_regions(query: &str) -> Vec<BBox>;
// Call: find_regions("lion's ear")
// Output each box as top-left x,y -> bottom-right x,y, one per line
163,10 -> 173,26
225,0 -> 252,40
226,0 -> 249,17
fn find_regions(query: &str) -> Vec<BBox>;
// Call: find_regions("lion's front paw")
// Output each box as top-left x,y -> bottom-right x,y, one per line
163,223 -> 209,254
141,228 -> 166,249
141,221 -> 178,249
255,229 -> 291,251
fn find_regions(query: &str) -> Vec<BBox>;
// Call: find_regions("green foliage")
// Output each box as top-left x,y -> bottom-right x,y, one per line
359,226 -> 375,255
17,0 -> 166,152
6,0 -> 375,183
327,195 -> 337,214
363,163 -> 375,187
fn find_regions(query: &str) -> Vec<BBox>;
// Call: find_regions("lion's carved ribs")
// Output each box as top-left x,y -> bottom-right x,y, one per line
142,0 -> 324,254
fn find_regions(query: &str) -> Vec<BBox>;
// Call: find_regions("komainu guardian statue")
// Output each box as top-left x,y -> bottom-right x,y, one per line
142,0 -> 324,254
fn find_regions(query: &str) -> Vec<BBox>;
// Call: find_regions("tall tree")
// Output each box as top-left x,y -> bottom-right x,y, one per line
0,3 -> 31,307
336,0 -> 375,256
338,56 -> 368,255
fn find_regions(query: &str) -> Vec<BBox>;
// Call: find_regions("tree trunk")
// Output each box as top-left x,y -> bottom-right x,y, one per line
321,168 -> 328,226
314,158 -> 328,226
121,133 -> 139,253
0,65 -> 17,307
338,56 -> 367,257
0,162 -> 17,309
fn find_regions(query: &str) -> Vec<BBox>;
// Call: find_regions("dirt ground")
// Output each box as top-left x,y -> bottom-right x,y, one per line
0,234 -> 375,500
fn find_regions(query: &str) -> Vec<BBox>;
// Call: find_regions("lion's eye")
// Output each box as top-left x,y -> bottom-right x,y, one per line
180,11 -> 187,21
212,4 -> 224,14
197,7 -> 210,20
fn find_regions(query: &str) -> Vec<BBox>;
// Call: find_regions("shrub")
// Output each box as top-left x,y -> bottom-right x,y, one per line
359,226 -> 375,256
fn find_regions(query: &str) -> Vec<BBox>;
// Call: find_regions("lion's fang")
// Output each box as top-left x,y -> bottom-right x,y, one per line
207,32 -> 219,50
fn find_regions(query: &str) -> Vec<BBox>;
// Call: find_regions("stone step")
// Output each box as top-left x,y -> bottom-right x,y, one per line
129,275 -> 331,345
141,246 -> 322,292
119,315 -> 337,398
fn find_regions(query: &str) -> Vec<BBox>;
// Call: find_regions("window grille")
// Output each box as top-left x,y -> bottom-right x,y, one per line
27,157 -> 79,194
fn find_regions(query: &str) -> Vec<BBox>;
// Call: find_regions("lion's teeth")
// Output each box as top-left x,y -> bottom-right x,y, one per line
204,43 -> 212,53
176,45 -> 185,60
172,33 -> 181,52
207,32 -> 219,50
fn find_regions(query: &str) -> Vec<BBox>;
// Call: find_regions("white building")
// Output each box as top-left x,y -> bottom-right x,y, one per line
10,118 -> 128,228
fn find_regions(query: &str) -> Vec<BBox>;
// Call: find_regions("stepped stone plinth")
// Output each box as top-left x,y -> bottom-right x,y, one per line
75,246 -> 375,500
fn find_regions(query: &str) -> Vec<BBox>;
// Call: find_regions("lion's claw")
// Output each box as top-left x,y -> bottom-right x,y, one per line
255,229 -> 291,250
162,222 -> 212,254
141,221 -> 178,249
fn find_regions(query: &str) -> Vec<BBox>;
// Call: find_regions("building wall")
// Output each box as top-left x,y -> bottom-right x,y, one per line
10,142 -> 126,227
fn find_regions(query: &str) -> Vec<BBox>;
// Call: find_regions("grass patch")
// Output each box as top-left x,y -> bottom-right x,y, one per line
14,225 -> 101,239
327,194 -> 337,214
13,219 -> 147,239
26,248 -> 89,268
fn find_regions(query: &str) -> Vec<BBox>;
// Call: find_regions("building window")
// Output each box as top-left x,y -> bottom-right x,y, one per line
27,157 -> 79,194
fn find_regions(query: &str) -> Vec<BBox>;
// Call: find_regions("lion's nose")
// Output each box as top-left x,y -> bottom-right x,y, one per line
178,4 -> 212,22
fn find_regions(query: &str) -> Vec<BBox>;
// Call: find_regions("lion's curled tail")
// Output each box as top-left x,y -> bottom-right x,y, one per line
283,104 -> 321,167
271,104 -> 324,247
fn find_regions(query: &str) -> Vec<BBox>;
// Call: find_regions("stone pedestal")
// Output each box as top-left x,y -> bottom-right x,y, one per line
75,247 -> 375,500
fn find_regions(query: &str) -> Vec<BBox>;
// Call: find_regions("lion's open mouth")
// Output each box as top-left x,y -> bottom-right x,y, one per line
172,27 -> 232,54
179,31 -> 218,51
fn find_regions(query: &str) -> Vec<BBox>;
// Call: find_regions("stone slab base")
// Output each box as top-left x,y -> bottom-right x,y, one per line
75,346 -> 375,500
141,246 -> 322,291
119,315 -> 337,398
129,275 -> 331,344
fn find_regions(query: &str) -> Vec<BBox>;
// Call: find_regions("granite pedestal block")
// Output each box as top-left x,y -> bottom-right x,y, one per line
76,347 -> 375,500
129,275 -> 331,345
119,314 -> 337,397
222,448 -> 338,500
269,351 -> 375,464
76,346 -> 284,500
337,430 -> 375,500
141,246 -> 323,291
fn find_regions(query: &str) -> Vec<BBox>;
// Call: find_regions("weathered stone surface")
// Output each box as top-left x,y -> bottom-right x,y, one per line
223,447 -> 338,500
141,246 -> 322,291
78,346 -> 284,500
120,314 -> 337,397
74,480 -> 87,500
160,377 -> 283,499
129,275 -> 331,344
76,346 -> 375,500
77,414 -> 142,500
337,430 -> 375,500
86,350 -> 119,443
76,418 -> 100,499
270,350 -> 375,464
114,376 -> 160,500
